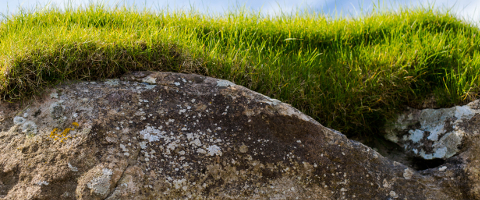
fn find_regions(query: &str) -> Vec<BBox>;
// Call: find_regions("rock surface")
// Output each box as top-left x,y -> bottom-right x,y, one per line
0,71 -> 479,199
385,103 -> 480,160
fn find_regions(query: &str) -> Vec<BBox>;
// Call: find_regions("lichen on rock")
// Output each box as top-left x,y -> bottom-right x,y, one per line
86,168 -> 114,196
0,71 -> 479,199
385,102 -> 479,160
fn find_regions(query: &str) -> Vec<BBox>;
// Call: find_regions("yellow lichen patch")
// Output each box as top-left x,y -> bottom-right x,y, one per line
49,122 -> 79,143
50,128 -> 60,137
61,128 -> 72,136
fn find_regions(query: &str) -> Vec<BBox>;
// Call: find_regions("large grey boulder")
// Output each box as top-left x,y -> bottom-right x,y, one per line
0,71 -> 478,199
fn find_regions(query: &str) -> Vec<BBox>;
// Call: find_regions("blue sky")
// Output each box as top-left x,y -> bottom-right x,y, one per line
1,0 -> 480,24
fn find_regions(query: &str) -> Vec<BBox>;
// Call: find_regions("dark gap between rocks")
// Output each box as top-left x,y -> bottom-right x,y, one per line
353,135 -> 445,171
409,158 -> 446,170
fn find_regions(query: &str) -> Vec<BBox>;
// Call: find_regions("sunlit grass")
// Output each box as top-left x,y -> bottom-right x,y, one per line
1,2 -> 480,140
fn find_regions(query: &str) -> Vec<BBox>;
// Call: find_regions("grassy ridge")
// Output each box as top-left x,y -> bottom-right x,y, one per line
1,4 -> 480,139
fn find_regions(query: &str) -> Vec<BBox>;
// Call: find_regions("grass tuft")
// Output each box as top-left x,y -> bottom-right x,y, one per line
1,3 -> 480,140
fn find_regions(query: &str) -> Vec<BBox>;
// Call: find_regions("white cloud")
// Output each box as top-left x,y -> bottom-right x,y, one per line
426,0 -> 480,23
1,0 -> 479,25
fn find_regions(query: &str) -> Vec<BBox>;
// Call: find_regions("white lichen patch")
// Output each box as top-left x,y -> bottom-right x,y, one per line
165,141 -> 179,154
144,84 -> 156,90
191,138 -> 202,147
389,191 -> 398,198
105,79 -> 120,86
106,136 -> 118,143
49,101 -> 64,119
433,147 -> 447,158
172,179 -> 188,190
207,145 -> 222,156
434,131 -> 463,158
242,108 -> 258,117
14,116 -> 26,125
142,76 -> 156,84
275,104 -> 311,122
454,105 -> 474,119
36,181 -> 49,186
22,121 -> 38,136
138,114 -> 230,169
260,97 -> 281,106
408,129 -> 424,143
216,80 -> 235,87
403,168 -> 414,180
120,144 -> 129,152
139,142 -> 147,149
87,168 -> 113,196
68,163 -> 78,172
140,126 -> 165,142
50,92 -> 59,99
439,166 -> 447,171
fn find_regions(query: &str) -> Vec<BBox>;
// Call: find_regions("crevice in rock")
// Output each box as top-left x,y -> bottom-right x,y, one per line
355,135 -> 445,171
409,158 -> 445,170
103,147 -> 141,200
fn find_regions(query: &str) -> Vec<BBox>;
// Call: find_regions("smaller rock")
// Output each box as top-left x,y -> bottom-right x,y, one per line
385,103 -> 479,160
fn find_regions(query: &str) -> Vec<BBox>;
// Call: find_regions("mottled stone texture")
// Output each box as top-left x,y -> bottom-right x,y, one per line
385,103 -> 479,160
0,71 -> 478,199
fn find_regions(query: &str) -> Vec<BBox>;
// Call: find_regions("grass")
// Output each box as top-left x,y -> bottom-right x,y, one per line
1,2 -> 480,140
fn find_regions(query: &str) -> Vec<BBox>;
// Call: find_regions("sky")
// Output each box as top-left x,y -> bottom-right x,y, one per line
1,0 -> 480,25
